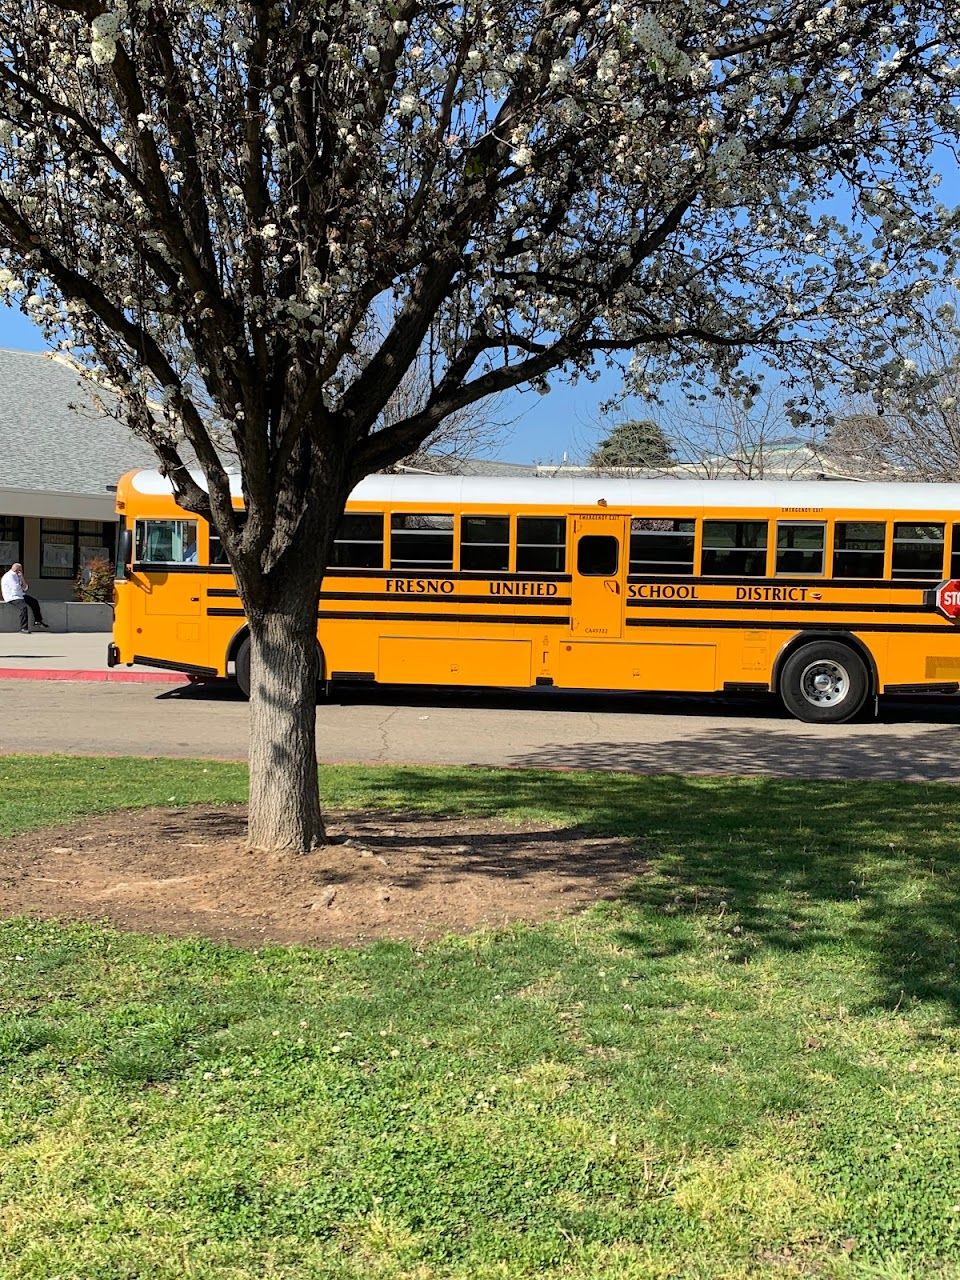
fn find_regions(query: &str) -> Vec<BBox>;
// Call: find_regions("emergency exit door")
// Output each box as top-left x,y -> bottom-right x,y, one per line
568,513 -> 628,639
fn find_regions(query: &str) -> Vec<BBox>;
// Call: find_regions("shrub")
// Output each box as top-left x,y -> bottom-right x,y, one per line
75,556 -> 114,603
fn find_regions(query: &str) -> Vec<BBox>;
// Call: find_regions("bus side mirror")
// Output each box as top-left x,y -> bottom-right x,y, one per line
121,528 -> 133,570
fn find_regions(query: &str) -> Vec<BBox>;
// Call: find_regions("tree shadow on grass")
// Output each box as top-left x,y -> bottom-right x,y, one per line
347,767 -> 960,1020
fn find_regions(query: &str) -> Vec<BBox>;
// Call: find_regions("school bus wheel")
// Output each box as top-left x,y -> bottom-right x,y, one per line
233,636 -> 326,702
235,636 -> 251,699
779,640 -> 869,724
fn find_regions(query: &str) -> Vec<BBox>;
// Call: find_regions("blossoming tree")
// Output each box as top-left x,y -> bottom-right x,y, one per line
0,1 -> 958,850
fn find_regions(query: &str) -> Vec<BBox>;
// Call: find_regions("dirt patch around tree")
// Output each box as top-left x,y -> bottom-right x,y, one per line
0,806 -> 645,947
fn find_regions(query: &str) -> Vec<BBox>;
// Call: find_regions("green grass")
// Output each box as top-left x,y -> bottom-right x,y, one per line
2,755 -> 960,1278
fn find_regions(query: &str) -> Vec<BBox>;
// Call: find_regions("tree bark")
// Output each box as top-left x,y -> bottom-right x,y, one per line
246,601 -> 324,852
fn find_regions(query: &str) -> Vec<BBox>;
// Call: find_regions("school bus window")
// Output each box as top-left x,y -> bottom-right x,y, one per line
331,513 -> 384,568
209,512 -> 248,565
701,520 -> 768,577
516,516 -> 566,572
776,523 -> 825,575
578,535 -> 618,577
629,517 -> 695,575
390,513 -> 454,569
833,521 -> 885,578
892,522 -> 944,579
135,518 -> 198,564
951,525 -> 960,579
461,516 -> 509,572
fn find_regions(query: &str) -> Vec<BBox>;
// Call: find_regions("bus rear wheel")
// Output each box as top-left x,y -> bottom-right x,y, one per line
779,641 -> 868,724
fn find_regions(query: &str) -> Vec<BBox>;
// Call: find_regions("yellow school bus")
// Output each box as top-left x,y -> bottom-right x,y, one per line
108,469 -> 960,723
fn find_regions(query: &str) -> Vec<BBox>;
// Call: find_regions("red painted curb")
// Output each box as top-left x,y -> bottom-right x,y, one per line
0,668 -> 189,684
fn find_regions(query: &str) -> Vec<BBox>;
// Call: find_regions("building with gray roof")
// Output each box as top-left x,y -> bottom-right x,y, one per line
0,348 -> 158,600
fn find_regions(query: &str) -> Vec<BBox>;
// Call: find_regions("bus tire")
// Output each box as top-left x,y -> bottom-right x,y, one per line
779,641 -> 868,724
233,636 -> 326,702
235,636 -> 251,699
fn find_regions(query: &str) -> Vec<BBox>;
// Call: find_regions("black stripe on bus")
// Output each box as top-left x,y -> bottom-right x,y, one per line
885,681 -> 960,695
207,607 -> 570,626
625,599 -> 932,614
208,580 -> 575,600
208,588 -> 939,610
132,654 -> 218,676
624,618 -> 956,634
133,562 -> 212,575
319,610 -> 571,625
322,568 -> 573,583
134,563 -> 234,575
627,574 -> 941,590
319,591 -> 572,605
206,587 -> 576,604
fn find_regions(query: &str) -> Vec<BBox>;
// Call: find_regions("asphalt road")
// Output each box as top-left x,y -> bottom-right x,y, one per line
1,678 -> 959,782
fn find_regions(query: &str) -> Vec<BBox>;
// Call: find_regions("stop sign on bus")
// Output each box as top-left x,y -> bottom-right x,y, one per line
935,579 -> 960,619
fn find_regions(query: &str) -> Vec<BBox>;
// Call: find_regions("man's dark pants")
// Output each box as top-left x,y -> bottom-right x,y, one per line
7,595 -> 44,630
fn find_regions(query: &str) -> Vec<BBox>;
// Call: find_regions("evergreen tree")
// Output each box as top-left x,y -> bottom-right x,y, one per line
590,420 -> 675,469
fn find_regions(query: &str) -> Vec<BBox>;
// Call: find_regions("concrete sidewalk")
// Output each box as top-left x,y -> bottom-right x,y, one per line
0,630 -> 187,682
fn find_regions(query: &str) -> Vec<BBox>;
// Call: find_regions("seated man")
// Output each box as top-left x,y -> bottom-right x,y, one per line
1,563 -> 49,633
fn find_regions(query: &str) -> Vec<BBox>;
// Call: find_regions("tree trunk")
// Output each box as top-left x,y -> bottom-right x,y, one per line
246,602 -> 324,852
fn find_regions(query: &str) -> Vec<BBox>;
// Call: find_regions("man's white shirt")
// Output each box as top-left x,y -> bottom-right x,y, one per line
0,570 -> 25,602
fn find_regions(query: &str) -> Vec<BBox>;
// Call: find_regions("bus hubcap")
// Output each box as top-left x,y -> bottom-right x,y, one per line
800,660 -> 848,707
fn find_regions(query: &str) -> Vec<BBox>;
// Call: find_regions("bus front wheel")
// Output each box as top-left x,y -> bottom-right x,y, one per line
779,641 -> 868,724
235,637 -> 251,699
233,636 -> 326,702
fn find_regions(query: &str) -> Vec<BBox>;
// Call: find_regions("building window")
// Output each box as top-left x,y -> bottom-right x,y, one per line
0,515 -> 24,569
41,518 -> 116,579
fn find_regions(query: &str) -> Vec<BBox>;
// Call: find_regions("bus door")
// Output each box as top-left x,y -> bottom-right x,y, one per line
133,517 -> 203,633
569,513 -> 628,640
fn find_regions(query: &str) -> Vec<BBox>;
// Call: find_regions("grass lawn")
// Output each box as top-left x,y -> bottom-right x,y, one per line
1,755 -> 960,1278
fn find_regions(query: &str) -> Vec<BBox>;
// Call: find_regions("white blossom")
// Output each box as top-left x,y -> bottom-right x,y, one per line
90,10 -> 120,63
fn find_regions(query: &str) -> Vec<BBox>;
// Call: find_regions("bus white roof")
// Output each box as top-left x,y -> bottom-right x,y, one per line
128,469 -> 960,513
